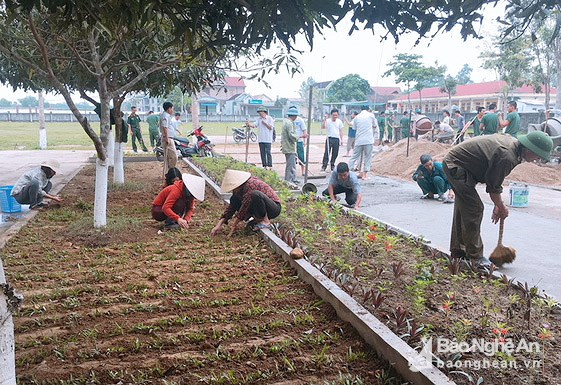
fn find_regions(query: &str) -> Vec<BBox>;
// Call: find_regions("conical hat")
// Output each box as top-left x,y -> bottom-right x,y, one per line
221,169 -> 251,193
182,173 -> 205,201
40,160 -> 62,174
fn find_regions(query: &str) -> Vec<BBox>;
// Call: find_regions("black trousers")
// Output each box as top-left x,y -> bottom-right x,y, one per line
322,137 -> 340,170
258,142 -> 273,167
231,191 -> 281,220
322,185 -> 357,205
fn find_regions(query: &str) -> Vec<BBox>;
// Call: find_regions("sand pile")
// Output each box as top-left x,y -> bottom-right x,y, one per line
373,139 -> 451,180
373,138 -> 561,188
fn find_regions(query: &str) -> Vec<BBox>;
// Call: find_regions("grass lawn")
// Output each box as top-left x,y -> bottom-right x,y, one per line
0,120 -> 325,151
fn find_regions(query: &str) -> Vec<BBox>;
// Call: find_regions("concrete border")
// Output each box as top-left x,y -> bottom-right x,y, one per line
184,158 -> 456,385
0,164 -> 85,250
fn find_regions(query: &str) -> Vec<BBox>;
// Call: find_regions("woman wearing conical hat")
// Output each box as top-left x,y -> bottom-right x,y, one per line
211,169 -> 281,236
152,173 -> 205,230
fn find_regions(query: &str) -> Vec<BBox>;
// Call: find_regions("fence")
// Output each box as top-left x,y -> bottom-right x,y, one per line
0,112 -> 257,123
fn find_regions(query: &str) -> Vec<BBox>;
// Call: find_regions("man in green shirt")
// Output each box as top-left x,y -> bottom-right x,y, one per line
281,106 -> 300,184
443,131 -> 553,266
470,106 -> 485,136
480,103 -> 499,135
377,111 -> 386,144
146,110 -> 160,149
127,106 -> 148,152
399,111 -> 411,140
500,101 -> 521,138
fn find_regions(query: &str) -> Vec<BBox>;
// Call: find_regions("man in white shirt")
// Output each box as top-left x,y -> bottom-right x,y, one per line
247,107 -> 275,169
349,106 -> 379,180
433,120 -> 455,143
170,112 -> 182,138
160,101 -> 177,171
321,109 -> 344,172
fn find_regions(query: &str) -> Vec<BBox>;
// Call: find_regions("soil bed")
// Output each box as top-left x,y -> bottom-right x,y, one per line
373,139 -> 561,189
2,161 -> 404,384
194,156 -> 561,385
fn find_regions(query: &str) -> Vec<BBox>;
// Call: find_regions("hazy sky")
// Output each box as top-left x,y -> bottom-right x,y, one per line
0,3 -> 505,103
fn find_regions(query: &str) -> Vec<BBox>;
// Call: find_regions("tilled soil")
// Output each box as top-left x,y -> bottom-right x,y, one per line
2,161 -> 405,384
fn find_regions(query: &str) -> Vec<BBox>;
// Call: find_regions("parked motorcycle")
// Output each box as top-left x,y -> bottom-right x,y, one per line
187,126 -> 214,157
232,124 -> 257,143
154,136 -> 197,161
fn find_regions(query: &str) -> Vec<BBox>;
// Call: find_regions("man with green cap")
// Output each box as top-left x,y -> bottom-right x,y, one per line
443,131 -> 553,265
281,106 -> 300,184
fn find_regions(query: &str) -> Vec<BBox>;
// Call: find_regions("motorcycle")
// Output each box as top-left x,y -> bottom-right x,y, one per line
232,124 -> 257,143
154,135 -> 197,161
187,126 -> 214,157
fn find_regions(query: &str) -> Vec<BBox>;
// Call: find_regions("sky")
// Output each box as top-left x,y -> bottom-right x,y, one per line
0,2 -> 505,104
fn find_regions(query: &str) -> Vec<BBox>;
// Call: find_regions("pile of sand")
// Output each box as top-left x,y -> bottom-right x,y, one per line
373,138 -> 561,188
373,139 -> 451,180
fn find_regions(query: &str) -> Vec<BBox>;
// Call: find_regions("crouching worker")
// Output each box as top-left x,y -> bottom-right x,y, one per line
211,169 -> 281,236
152,173 -> 205,230
11,160 -> 63,209
322,162 -> 362,209
413,154 -> 454,202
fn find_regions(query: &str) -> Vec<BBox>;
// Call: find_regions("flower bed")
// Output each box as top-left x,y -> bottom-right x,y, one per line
193,157 -> 561,385
2,162 -> 404,384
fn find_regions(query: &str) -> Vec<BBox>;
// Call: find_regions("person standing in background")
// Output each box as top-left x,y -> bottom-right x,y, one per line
248,107 -> 275,170
454,110 -> 466,143
146,111 -> 160,149
345,111 -> 358,157
292,106 -> 308,176
128,106 -> 148,152
280,106 -> 300,184
377,111 -> 386,145
160,101 -> 177,172
480,103 -> 499,135
399,111 -> 411,140
321,109 -> 344,172
499,101 -> 521,138
349,105 -> 378,180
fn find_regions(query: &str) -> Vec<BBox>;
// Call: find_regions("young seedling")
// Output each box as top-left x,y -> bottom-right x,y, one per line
446,256 -> 462,275
391,261 -> 405,279
393,306 -> 408,330
371,290 -> 386,309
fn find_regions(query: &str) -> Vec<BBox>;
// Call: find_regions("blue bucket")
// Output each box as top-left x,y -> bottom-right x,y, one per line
0,186 -> 22,213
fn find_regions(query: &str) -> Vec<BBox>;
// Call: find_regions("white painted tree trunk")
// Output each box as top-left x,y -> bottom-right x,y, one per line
38,91 -> 47,150
191,95 -> 199,130
106,128 -> 115,167
94,158 -> 108,228
556,36 -> 561,111
0,260 -> 16,385
113,142 -> 125,184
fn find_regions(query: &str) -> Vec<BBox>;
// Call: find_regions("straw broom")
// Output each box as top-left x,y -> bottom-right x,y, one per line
489,218 -> 517,267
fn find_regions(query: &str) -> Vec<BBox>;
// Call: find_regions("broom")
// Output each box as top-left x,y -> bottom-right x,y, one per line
489,218 -> 517,267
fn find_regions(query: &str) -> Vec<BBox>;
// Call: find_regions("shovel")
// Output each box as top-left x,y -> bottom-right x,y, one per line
489,218 -> 517,267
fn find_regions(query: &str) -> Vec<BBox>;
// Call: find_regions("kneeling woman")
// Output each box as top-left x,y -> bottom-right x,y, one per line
211,169 -> 281,236
152,173 -> 205,230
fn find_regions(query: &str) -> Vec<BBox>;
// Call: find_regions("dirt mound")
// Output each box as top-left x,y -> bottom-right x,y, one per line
508,162 -> 561,188
373,139 -> 451,180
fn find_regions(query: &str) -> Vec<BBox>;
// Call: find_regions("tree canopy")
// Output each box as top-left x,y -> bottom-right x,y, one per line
325,74 -> 371,103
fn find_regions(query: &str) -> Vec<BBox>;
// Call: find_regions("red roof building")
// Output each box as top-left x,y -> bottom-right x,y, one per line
388,80 -> 557,113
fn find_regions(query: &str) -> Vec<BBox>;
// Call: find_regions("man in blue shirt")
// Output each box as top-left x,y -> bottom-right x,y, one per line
322,162 -> 362,209
412,154 -> 454,202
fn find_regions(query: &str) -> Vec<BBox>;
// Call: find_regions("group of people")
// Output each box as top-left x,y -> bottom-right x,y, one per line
151,166 -> 282,235
10,98 -> 554,269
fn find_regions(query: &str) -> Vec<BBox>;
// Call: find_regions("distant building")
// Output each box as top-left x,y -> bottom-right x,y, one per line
197,77 -> 246,115
370,86 -> 401,108
388,80 -> 557,113
126,94 -> 161,113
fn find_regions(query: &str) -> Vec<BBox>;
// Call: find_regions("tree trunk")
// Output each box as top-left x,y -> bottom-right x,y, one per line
94,157 -> 108,228
107,128 -> 115,167
448,93 -> 451,111
112,98 -> 125,184
113,142 -> 125,184
554,34 -> 561,110
0,259 -> 16,385
192,95 -> 200,130
38,91 -> 47,150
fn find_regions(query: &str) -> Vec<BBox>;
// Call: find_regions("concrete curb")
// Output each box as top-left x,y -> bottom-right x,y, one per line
184,158 -> 456,385
0,164 -> 86,250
